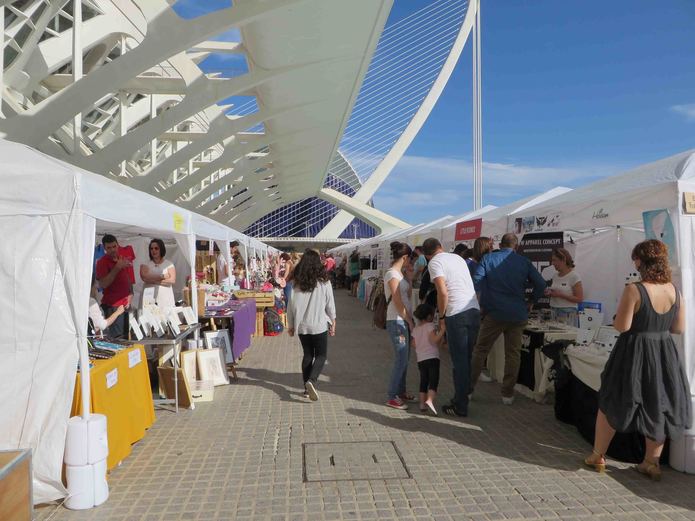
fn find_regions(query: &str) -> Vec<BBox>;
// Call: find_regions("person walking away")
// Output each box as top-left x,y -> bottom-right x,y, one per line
95,234 -> 133,338
412,304 -> 445,415
384,241 -> 415,410
423,237 -> 480,417
349,250 -> 361,297
470,233 -> 546,405
584,240 -> 690,480
546,248 -> 583,325
287,249 -> 336,401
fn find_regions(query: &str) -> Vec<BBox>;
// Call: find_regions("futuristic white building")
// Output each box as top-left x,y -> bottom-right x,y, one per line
0,0 -> 477,241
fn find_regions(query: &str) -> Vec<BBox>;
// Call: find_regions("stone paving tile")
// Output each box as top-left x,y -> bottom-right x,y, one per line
35,290 -> 695,521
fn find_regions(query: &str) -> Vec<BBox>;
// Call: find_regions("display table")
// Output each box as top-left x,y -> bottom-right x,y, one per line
128,324 -> 201,412
71,345 -> 155,470
486,322 -> 577,401
204,298 -> 256,360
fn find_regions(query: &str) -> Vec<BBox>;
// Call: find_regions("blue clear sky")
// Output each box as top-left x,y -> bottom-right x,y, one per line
175,1 -> 695,225
375,0 -> 695,224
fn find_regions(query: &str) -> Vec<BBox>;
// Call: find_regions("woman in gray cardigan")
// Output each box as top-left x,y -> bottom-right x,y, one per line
287,249 -> 337,401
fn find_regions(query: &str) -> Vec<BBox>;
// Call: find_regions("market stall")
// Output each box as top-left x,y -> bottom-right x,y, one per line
0,139 -> 272,504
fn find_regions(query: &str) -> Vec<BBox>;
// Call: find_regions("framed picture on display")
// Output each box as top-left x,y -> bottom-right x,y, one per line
180,349 -> 198,385
203,329 -> 233,364
196,348 -> 229,386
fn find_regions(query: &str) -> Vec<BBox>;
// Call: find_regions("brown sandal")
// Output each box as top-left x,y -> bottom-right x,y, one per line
635,461 -> 662,481
583,449 -> 606,473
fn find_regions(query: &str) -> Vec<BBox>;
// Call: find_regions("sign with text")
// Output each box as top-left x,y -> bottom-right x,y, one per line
684,192 -> 695,214
454,218 -> 483,241
517,232 -> 563,307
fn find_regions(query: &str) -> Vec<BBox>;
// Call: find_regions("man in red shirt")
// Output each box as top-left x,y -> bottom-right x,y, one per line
95,234 -> 133,338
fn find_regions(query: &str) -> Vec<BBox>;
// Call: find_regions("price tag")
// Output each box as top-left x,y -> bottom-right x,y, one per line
106,368 -> 118,389
128,349 -> 142,368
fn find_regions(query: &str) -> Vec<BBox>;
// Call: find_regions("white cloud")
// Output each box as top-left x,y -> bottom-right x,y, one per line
671,104 -> 695,122
372,154 -> 623,223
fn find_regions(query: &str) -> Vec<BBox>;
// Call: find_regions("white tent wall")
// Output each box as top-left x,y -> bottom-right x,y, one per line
0,211 -> 95,504
571,227 -> 645,323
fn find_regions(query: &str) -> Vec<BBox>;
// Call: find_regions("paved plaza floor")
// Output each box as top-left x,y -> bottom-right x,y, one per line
36,291 -> 695,521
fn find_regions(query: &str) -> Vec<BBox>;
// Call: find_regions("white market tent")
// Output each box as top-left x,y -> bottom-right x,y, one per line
0,139 -> 272,503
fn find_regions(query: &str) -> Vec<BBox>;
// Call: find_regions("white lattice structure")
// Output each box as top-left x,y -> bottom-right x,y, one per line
0,0 -> 477,240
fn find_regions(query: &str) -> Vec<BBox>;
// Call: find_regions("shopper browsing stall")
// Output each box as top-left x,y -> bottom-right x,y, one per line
287,249 -> 336,402
423,237 -> 479,417
412,304 -> 445,415
88,277 -> 124,337
469,233 -> 546,406
140,238 -> 176,309
584,240 -> 691,480
384,241 -> 415,410
95,234 -> 133,338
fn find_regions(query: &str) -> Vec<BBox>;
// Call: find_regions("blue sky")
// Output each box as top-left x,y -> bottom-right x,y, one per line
174,1 -> 695,226
375,0 -> 695,224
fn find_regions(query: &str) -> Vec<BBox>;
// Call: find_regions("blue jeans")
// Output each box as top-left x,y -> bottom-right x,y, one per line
386,320 -> 410,400
283,282 -> 293,308
445,308 -> 481,414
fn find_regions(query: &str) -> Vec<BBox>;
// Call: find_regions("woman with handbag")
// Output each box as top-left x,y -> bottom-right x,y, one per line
384,241 -> 415,410
287,249 -> 336,401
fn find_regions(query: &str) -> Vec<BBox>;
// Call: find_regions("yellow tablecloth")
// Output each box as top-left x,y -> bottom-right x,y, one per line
72,345 -> 155,470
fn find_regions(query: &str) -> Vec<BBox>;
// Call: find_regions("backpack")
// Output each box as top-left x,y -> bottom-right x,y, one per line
264,308 -> 283,336
373,292 -> 392,329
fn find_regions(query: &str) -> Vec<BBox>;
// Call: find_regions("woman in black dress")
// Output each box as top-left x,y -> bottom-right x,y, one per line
584,240 -> 690,480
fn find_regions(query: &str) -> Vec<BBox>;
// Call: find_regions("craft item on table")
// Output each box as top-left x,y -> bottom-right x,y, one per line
180,306 -> 197,325
141,308 -> 165,337
578,309 -> 603,330
575,328 -> 597,346
594,326 -> 620,353
203,329 -> 234,364
157,366 -> 194,409
196,348 -> 229,386
129,312 -> 144,341
91,340 -> 127,351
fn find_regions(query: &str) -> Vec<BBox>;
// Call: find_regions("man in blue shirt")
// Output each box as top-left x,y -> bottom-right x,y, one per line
470,233 -> 546,405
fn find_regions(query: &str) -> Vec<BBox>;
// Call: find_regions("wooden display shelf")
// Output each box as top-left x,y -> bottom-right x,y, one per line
0,449 -> 32,521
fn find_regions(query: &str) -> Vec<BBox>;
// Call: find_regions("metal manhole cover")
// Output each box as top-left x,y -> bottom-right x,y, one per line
302,441 -> 411,482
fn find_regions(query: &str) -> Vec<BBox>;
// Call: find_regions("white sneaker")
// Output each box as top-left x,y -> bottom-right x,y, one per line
306,381 -> 319,401
502,396 -> 514,406
479,372 -> 493,383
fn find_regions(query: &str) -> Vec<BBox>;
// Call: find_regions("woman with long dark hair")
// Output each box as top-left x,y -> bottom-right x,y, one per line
287,249 -> 336,401
384,241 -> 415,410
584,240 -> 690,480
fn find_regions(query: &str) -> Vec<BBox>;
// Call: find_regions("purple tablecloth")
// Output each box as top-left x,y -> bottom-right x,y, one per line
230,299 -> 256,360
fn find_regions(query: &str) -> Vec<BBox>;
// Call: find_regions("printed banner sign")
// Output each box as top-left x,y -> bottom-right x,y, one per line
643,209 -> 677,264
514,214 -> 562,234
517,232 -> 563,308
455,218 -> 482,241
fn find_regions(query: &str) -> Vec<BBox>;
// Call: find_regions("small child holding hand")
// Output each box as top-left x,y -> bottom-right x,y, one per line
411,304 -> 444,415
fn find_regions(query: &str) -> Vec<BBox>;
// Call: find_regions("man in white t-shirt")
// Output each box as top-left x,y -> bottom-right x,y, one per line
423,237 -> 480,417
